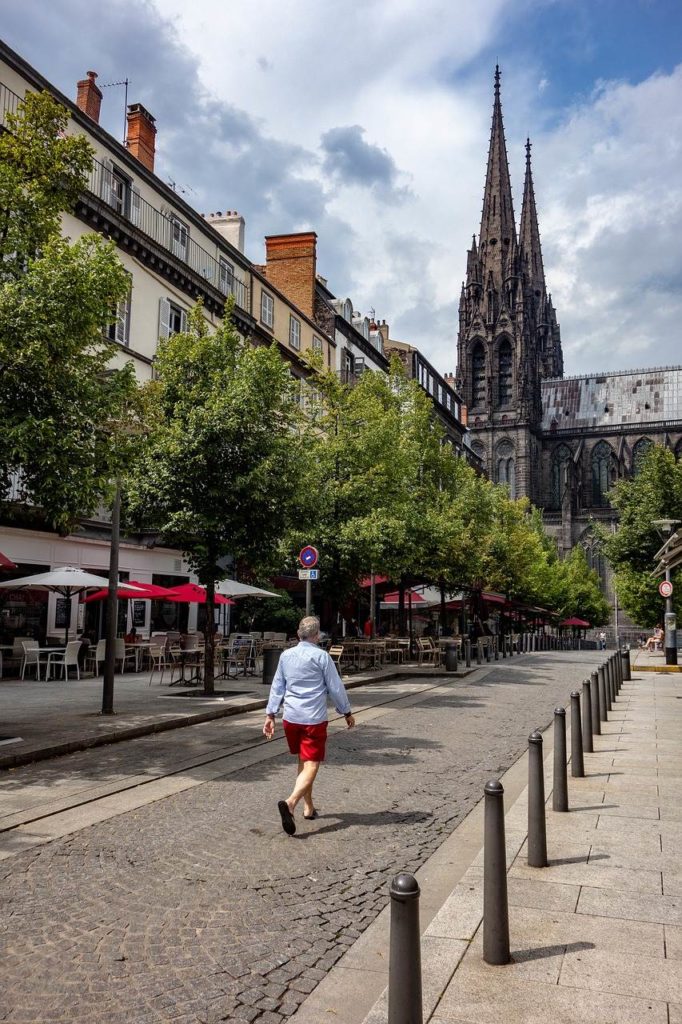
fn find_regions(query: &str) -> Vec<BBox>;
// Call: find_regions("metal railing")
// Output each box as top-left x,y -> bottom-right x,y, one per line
86,158 -> 250,312
0,81 -> 21,129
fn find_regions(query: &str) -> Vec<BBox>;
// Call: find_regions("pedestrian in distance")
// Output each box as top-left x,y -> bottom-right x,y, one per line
263,615 -> 355,836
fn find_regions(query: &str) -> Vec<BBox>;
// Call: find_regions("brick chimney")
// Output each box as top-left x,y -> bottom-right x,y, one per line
126,103 -> 157,173
76,71 -> 102,124
264,232 -> 317,319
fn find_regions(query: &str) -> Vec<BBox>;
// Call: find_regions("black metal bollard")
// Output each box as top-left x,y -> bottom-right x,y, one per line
582,679 -> 593,753
553,707 -> 569,811
611,656 -> 618,702
605,659 -> 613,712
494,637 -> 499,660
590,670 -> 601,736
444,641 -> 458,673
527,730 -> 548,867
465,639 -> 471,668
388,873 -> 423,1023
485,641 -> 491,663
621,648 -> 631,682
570,692 -> 585,777
475,640 -> 481,666
483,779 -> 510,965
615,651 -> 623,692
597,665 -> 608,723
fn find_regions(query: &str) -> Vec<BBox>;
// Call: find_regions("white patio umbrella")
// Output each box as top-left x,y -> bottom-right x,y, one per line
215,580 -> 278,598
0,566 -> 144,643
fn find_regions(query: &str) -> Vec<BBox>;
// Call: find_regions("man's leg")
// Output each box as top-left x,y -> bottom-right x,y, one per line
287,760 -> 320,815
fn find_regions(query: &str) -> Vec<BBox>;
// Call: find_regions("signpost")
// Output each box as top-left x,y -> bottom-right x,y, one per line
298,546 -> 319,616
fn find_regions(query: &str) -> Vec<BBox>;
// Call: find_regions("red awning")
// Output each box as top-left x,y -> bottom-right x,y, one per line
559,616 -> 591,628
0,551 -> 17,571
359,575 -> 390,588
381,589 -> 427,605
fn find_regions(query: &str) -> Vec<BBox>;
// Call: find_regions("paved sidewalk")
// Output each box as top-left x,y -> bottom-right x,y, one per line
309,664 -> 682,1024
0,663 -> 454,769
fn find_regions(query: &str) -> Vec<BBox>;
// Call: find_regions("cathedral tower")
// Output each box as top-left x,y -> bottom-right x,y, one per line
456,67 -> 562,501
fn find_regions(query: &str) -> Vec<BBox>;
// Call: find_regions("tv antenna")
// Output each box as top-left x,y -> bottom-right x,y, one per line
99,78 -> 130,142
167,179 -> 196,198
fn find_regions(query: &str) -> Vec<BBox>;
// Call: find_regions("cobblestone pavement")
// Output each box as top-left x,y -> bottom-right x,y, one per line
1,652 -> 601,1024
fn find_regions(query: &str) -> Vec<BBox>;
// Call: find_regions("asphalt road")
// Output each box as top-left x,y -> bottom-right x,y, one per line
0,652 -> 602,1024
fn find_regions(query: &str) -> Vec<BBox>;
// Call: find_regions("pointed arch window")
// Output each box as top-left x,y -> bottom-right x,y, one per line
592,441 -> 615,507
496,440 -> 515,499
550,443 -> 572,509
472,342 -> 486,407
632,437 -> 654,476
498,339 -> 512,406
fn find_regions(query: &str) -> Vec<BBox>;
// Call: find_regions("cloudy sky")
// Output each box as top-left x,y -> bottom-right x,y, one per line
3,0 -> 682,378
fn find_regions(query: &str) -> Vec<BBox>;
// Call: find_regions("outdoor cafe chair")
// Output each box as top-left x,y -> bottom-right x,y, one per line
329,645 -> 344,670
114,638 -> 136,673
417,638 -> 437,666
45,640 -> 81,681
148,643 -> 171,685
20,640 -> 40,680
222,643 -> 249,678
85,639 -> 106,676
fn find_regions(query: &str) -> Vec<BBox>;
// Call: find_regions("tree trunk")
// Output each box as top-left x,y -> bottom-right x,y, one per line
439,580 -> 446,633
203,577 -> 216,696
398,580 -> 406,636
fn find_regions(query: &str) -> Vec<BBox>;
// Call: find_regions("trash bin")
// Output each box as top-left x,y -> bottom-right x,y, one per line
444,641 -> 458,673
262,646 -> 281,687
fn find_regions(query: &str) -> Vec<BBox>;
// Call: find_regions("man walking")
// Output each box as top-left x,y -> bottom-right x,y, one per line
263,615 -> 355,835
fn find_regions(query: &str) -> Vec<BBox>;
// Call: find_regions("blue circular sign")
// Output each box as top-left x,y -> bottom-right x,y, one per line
299,545 -> 319,568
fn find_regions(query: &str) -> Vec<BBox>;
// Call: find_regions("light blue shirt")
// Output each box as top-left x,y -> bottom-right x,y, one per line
266,641 -> 351,725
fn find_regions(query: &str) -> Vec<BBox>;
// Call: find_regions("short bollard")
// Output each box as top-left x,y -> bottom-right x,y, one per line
528,730 -> 548,867
582,679 -> 593,753
465,639 -> 471,668
444,641 -> 458,673
598,665 -> 608,723
501,635 -> 507,658
388,873 -> 423,1024
494,637 -> 499,660
605,659 -> 613,712
476,641 -> 481,666
590,670 -> 601,736
553,707 -> 569,811
621,648 -> 631,682
616,651 -> 623,692
570,692 -> 585,777
483,779 -> 510,965
485,641 -> 491,663
609,656 -> 617,705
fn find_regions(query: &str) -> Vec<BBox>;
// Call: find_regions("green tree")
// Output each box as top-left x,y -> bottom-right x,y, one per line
600,445 -> 682,625
549,546 -> 610,625
0,90 -> 134,532
127,305 -> 305,694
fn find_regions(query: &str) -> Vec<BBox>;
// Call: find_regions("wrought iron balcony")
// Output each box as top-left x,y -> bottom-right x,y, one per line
86,157 -> 250,312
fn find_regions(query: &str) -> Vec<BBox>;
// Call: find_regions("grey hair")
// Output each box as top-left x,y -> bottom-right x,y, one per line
298,616 -> 321,641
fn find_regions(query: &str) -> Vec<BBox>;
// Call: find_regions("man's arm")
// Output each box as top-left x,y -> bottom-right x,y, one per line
263,658 -> 286,739
322,653 -> 354,727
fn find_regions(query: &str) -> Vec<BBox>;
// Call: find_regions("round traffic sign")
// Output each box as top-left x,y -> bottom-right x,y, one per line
659,580 -> 673,599
299,545 -> 319,568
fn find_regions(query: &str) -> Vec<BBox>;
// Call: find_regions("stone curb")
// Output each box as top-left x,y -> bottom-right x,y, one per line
0,667 -> 470,771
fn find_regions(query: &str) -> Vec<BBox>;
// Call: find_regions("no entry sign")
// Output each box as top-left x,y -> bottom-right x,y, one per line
659,580 -> 673,599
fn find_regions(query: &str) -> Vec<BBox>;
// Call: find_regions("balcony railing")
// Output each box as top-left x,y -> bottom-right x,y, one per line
86,158 -> 250,312
0,81 -> 21,129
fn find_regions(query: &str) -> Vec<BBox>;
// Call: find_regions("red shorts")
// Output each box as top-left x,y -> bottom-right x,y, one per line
282,720 -> 328,762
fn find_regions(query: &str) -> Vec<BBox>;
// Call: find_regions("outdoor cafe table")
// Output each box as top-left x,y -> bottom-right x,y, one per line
124,641 -> 155,672
168,648 -> 204,686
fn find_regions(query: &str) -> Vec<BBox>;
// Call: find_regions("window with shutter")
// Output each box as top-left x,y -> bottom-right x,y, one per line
289,315 -> 301,350
171,217 -> 189,260
99,158 -> 114,203
130,185 -> 141,227
158,297 -> 171,340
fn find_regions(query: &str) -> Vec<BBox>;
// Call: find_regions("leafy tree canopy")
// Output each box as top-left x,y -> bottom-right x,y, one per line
0,90 -> 136,533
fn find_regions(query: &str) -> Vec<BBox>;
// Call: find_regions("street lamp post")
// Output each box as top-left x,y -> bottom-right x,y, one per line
653,519 -> 680,667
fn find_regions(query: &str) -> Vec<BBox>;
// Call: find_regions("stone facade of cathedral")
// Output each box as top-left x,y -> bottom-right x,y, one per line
456,68 -> 682,610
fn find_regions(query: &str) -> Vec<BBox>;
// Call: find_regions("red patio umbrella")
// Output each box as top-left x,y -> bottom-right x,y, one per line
164,583 -> 234,605
559,616 -> 591,628
0,551 -> 17,571
82,580 -> 177,603
380,589 -> 426,605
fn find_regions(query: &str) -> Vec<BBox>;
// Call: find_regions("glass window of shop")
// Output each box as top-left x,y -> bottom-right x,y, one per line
151,574 -> 189,633
81,568 -> 129,641
0,563 -> 50,643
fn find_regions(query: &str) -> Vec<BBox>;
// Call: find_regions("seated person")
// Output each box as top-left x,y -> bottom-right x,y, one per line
644,625 -> 663,651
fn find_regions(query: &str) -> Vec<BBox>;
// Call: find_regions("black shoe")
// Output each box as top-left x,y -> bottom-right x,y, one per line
303,809 -> 318,820
278,800 -> 296,835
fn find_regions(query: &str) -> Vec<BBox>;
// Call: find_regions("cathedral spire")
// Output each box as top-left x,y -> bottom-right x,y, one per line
478,65 -> 517,289
519,137 -> 545,295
